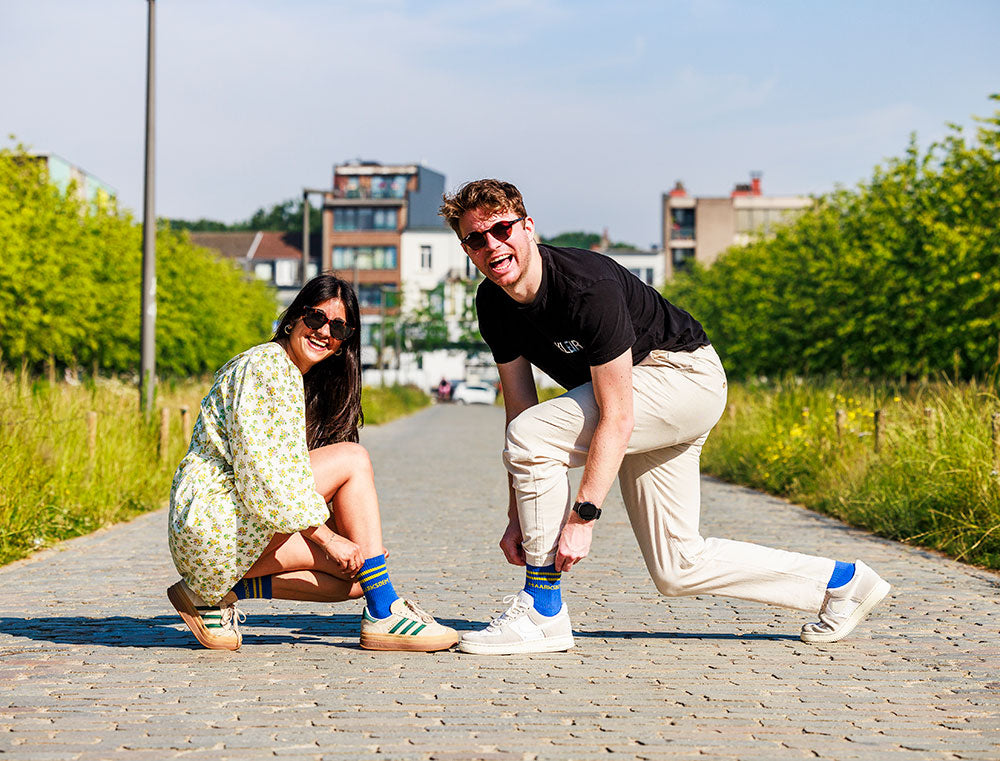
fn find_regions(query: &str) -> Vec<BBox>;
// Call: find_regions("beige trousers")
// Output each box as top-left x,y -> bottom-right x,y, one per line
503,345 -> 833,613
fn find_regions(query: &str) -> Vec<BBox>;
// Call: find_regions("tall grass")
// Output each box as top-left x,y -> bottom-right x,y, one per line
0,369 -> 428,566
704,378 -> 1000,569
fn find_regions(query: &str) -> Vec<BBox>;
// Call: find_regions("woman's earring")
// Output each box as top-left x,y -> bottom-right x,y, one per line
284,324 -> 292,335
334,348 -> 343,356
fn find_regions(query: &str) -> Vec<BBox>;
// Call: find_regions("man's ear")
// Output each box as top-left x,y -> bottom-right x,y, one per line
523,216 -> 535,238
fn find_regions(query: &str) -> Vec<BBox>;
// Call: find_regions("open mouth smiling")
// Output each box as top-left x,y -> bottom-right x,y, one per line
489,254 -> 514,273
306,335 -> 331,352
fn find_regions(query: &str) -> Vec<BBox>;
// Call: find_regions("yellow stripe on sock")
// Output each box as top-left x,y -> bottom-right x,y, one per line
358,564 -> 386,582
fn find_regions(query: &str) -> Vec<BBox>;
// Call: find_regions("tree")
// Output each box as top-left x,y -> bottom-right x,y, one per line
542,230 -> 639,250
0,144 -> 278,377
165,197 -> 322,234
665,97 -> 1000,381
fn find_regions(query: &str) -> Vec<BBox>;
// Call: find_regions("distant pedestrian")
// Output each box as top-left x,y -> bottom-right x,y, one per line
437,377 -> 452,402
439,179 -> 890,654
166,274 -> 457,652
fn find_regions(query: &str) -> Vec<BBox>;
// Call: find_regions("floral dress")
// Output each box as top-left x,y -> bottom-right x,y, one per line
168,342 -> 330,604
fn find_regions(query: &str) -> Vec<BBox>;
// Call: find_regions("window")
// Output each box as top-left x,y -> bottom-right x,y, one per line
253,262 -> 273,281
274,260 -> 298,286
672,248 -> 695,273
333,246 -> 398,270
670,208 -> 695,240
420,245 -> 432,270
370,175 -> 408,199
627,268 -> 655,285
357,284 -> 397,309
334,207 -> 398,231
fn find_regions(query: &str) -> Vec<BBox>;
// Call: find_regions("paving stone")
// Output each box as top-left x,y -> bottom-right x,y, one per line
2,404 -> 999,759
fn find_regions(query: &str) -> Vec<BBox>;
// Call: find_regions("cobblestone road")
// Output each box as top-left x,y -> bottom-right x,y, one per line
2,404 -> 999,760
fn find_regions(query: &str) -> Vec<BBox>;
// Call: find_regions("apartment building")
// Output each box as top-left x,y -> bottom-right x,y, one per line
322,161 -> 474,363
661,173 -> 811,279
31,152 -> 116,205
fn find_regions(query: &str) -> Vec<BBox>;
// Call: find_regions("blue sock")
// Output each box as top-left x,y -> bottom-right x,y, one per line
233,575 -> 272,599
827,561 -> 856,589
524,563 -> 562,616
358,554 -> 399,619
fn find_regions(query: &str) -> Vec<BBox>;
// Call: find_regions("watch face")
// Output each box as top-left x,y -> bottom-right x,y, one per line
576,501 -> 599,520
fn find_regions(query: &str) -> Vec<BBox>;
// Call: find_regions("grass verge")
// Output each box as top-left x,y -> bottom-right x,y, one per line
704,377 -> 1000,570
0,371 -> 428,567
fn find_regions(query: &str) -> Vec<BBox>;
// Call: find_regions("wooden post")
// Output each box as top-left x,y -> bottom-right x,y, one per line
159,407 -> 170,462
874,409 -> 884,453
47,354 -> 56,386
835,409 -> 846,446
952,348 -> 961,382
728,405 -> 736,422
180,406 -> 191,446
924,407 -> 936,448
992,412 -> 1000,475
86,411 -> 98,458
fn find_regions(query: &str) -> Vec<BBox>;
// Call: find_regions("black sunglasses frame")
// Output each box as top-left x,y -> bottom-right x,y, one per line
460,217 -> 526,250
300,308 -> 356,340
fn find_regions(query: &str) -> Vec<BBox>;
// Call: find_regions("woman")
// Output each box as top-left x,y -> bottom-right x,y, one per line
167,274 -> 457,652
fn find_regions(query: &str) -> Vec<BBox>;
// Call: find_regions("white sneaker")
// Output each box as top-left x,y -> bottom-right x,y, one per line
800,560 -> 891,644
459,590 -> 574,655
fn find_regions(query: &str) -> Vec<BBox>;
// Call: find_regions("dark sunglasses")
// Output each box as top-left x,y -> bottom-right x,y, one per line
301,308 -> 355,340
460,217 -> 525,250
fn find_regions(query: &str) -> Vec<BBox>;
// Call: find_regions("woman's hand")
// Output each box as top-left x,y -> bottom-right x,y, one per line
499,519 -> 526,566
323,535 -> 364,576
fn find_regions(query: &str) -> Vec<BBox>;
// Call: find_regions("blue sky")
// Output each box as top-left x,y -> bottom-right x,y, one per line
3,0 -> 998,247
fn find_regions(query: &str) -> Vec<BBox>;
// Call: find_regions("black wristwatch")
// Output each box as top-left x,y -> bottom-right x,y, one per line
572,500 -> 602,521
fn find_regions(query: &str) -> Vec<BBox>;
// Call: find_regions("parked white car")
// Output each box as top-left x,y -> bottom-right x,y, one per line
451,382 -> 498,405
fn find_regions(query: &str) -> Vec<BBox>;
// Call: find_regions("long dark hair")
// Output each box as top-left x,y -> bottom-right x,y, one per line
272,274 -> 363,448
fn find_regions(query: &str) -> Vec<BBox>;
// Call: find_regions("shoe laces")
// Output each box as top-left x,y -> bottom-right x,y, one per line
400,599 -> 435,624
485,594 -> 530,632
219,601 -> 246,633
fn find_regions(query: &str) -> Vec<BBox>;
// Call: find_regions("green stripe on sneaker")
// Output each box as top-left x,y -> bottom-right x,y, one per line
399,620 -> 417,635
389,618 -> 408,634
409,623 -> 426,635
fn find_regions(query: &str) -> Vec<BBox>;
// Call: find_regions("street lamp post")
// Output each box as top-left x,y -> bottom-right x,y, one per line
300,188 -> 327,284
139,0 -> 156,416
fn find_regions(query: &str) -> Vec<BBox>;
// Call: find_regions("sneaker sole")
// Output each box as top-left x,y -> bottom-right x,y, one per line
360,630 -> 459,652
800,579 -> 891,644
167,582 -> 241,651
457,633 -> 575,655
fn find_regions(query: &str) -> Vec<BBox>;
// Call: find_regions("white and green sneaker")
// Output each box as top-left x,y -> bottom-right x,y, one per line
167,580 -> 244,651
359,598 -> 458,652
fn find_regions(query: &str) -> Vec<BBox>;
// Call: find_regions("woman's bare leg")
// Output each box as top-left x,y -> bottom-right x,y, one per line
240,442 -> 387,600
271,570 -> 363,602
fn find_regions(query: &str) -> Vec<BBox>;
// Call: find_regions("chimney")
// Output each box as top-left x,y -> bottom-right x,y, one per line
669,180 -> 687,197
750,171 -> 762,196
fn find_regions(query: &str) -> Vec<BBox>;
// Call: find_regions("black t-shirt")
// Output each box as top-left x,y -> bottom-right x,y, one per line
477,244 -> 710,390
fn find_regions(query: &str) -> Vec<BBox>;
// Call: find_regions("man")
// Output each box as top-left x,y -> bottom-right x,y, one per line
439,179 -> 891,655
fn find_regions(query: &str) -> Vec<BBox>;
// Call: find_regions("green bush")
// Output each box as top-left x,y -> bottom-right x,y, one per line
363,384 -> 431,425
0,144 -> 277,377
0,375 -> 431,567
666,98 -> 1000,381
705,378 -> 1000,569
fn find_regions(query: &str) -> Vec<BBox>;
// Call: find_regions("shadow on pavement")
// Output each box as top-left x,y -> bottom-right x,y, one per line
0,613 -> 369,649
0,615 -> 799,649
574,629 -> 800,641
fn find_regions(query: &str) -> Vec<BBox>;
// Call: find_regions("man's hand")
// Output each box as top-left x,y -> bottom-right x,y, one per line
555,512 -> 594,572
323,535 -> 364,576
499,519 -> 527,566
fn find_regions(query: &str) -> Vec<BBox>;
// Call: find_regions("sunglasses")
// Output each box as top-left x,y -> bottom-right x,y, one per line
460,217 -> 526,250
301,308 -> 355,340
